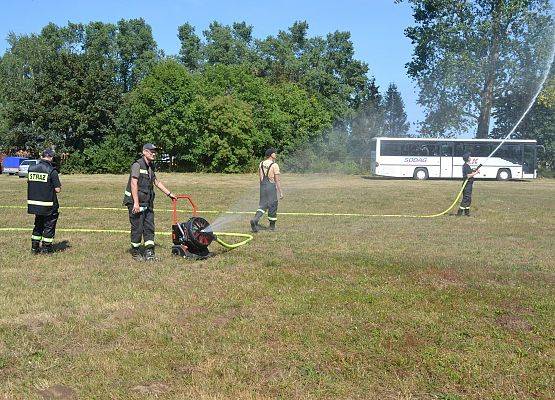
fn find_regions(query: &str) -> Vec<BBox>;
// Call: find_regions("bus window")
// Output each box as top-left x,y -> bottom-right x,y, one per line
381,141 -> 402,156
420,142 -> 440,156
454,142 -> 473,157
474,144 -> 493,157
523,144 -> 536,174
440,143 -> 453,157
497,144 -> 522,164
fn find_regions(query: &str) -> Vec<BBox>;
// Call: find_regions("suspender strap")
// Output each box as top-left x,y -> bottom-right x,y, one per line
260,162 -> 275,178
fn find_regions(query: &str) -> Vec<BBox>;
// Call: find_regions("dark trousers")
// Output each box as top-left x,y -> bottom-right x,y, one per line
254,181 -> 278,222
32,212 -> 59,243
128,207 -> 155,248
460,183 -> 473,209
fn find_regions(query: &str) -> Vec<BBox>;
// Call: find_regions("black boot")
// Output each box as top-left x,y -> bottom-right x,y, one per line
144,247 -> 157,261
464,208 -> 471,216
456,208 -> 463,216
31,240 -> 41,255
250,210 -> 264,233
130,247 -> 144,261
41,244 -> 54,254
269,221 -> 276,231
31,240 -> 40,254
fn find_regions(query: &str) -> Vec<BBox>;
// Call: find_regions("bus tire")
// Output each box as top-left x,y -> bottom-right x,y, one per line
496,169 -> 511,181
413,168 -> 429,180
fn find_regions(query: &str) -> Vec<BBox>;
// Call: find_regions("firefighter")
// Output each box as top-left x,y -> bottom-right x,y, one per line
27,148 -> 61,254
457,152 -> 480,216
123,144 -> 176,261
250,148 -> 284,232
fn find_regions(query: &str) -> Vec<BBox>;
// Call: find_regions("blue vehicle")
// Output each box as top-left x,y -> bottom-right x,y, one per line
1,156 -> 28,175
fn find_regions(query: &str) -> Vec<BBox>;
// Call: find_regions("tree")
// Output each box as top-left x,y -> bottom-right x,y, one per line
493,64 -> 555,169
119,62 -> 332,172
255,22 -> 370,120
382,83 -> 410,137
177,23 -> 202,70
202,21 -> 255,65
116,18 -> 159,92
117,60 -> 198,165
0,25 -> 122,154
400,0 -> 553,137
350,79 -> 383,159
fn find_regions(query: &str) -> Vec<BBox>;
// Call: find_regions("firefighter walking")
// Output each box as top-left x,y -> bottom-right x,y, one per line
250,148 -> 283,232
27,149 -> 61,254
457,152 -> 480,216
123,144 -> 176,261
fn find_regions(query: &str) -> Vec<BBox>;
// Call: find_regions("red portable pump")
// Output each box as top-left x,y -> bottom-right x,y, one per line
171,195 -> 215,259
170,194 -> 254,259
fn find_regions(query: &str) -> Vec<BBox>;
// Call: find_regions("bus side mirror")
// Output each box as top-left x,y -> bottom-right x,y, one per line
536,145 -> 545,153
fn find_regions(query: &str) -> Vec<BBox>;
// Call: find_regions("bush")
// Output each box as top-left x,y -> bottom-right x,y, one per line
61,135 -> 136,174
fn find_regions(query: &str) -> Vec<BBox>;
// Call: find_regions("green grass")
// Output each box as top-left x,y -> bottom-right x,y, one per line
0,173 -> 553,399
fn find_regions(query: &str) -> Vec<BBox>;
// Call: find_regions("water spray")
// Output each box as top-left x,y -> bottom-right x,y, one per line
478,34 -> 555,170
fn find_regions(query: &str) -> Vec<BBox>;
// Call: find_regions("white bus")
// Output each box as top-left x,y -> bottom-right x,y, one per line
370,137 -> 538,180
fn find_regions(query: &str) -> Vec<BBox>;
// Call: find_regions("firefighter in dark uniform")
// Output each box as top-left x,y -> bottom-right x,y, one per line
27,148 -> 62,254
123,144 -> 176,261
250,148 -> 284,232
457,152 -> 480,216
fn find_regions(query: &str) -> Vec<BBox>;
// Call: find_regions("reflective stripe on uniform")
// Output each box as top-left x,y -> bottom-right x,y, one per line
267,217 -> 277,221
31,235 -> 42,240
27,200 -> 54,206
131,242 -> 141,248
257,209 -> 266,213
42,237 -> 54,243
124,191 -> 132,197
144,240 -> 155,246
139,169 -> 149,174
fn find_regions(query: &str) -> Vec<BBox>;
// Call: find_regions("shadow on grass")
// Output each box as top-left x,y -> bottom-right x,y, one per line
53,240 -> 71,252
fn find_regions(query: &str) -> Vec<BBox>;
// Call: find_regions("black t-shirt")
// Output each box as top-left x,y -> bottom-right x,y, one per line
463,163 -> 473,183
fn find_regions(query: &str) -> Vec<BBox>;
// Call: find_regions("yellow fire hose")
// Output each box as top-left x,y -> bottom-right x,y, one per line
0,180 -> 468,219
0,180 -> 468,252
0,227 -> 253,250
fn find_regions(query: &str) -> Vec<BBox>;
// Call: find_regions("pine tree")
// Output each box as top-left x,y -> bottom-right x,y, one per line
382,83 -> 410,137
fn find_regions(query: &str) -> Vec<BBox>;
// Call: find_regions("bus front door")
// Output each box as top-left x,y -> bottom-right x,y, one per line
440,143 -> 454,178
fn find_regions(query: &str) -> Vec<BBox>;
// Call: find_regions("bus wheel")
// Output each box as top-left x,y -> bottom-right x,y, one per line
497,169 -> 511,181
413,168 -> 428,181
413,168 -> 429,180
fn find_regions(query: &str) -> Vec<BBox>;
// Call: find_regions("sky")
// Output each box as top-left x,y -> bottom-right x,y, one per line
0,0 -> 423,133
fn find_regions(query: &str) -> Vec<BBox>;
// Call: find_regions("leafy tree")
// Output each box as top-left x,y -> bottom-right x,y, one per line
382,83 -> 410,137
350,79 -> 383,159
116,18 -> 160,92
255,22 -> 370,120
119,61 -> 332,172
117,60 -> 197,164
400,0 -> 553,137
177,23 -> 202,70
203,21 -> 255,65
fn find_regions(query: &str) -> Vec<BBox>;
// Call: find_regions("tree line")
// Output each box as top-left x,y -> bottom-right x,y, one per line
0,19 -> 411,173
0,2 -> 552,173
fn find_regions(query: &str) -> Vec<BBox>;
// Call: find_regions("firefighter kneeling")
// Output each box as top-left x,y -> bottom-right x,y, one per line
27,149 -> 62,254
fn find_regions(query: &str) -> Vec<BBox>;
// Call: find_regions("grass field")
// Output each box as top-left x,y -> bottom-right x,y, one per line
0,173 -> 553,399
